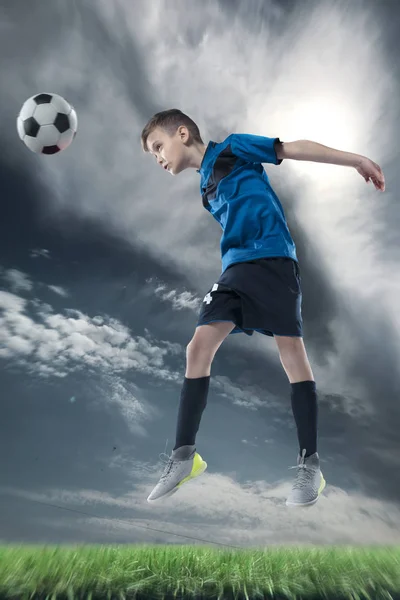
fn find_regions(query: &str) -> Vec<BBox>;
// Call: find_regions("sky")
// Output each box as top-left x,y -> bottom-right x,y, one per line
1,0 -> 400,549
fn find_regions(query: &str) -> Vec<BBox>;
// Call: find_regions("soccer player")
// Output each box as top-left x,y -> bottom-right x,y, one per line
141,109 -> 385,507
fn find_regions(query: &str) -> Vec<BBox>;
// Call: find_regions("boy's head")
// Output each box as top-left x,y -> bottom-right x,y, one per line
141,109 -> 206,175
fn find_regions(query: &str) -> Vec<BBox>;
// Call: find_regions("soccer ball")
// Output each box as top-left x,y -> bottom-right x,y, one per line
16,93 -> 78,155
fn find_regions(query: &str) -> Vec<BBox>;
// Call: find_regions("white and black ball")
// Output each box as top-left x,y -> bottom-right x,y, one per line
17,93 -> 78,155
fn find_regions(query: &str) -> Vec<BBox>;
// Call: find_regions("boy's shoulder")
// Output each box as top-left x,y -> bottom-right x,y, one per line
210,133 -> 238,151
216,132 -> 259,147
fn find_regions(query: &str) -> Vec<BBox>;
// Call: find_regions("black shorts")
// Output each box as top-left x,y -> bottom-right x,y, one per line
196,257 -> 303,337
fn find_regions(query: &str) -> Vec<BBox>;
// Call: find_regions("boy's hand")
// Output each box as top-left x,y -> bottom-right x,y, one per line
355,157 -> 385,191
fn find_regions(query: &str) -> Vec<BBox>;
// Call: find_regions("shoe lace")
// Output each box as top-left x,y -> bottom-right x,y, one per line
158,452 -> 175,480
288,463 -> 313,489
158,446 -> 194,481
288,449 -> 315,490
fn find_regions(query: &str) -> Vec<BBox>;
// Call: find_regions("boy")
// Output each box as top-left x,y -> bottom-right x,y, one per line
141,109 -> 385,508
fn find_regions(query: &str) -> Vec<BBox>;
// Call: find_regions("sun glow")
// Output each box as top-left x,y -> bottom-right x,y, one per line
281,96 -> 358,179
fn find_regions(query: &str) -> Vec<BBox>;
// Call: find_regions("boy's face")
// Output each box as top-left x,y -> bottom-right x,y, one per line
146,126 -> 188,176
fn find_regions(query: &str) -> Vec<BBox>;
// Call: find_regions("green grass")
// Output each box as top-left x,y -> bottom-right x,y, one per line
0,543 -> 399,600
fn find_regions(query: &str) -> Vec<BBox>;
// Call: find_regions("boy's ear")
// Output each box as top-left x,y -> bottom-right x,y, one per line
178,126 -> 190,141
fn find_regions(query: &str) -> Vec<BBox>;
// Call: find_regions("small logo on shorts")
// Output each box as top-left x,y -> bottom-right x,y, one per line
203,283 -> 218,304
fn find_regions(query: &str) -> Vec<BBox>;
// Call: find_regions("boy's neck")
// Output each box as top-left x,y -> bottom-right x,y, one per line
188,142 -> 208,171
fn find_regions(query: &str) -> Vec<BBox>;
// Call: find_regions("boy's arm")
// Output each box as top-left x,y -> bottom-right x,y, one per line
276,140 -> 362,166
277,140 -> 385,191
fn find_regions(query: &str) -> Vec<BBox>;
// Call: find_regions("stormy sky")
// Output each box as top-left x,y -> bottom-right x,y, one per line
1,0 -> 400,548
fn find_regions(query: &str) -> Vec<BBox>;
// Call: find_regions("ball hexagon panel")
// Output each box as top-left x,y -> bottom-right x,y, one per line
23,116 -> 40,137
54,113 -> 71,133
34,93 -> 52,105
42,145 -> 61,155
36,124 -> 61,147
33,103 -> 58,125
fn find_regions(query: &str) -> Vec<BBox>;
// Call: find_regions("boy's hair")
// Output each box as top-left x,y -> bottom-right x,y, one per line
140,109 -> 204,152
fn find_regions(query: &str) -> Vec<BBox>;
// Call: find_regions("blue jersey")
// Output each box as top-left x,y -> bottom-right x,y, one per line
197,133 -> 298,275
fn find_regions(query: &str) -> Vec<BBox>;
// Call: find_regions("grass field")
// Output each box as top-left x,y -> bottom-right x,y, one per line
0,543 -> 399,600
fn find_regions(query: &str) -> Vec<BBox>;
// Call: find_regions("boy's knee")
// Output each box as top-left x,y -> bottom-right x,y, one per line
186,339 -> 215,358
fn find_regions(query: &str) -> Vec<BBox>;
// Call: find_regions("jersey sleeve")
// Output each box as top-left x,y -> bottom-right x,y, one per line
229,133 -> 283,165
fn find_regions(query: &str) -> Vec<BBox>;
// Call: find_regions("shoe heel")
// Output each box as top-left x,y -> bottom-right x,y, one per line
192,460 -> 207,477
177,453 -> 207,488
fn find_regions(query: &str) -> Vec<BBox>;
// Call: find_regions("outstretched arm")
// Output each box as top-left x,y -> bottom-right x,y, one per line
276,140 -> 385,191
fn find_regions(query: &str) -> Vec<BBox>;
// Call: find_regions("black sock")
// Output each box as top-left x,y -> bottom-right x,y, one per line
173,376 -> 210,451
290,380 -> 318,458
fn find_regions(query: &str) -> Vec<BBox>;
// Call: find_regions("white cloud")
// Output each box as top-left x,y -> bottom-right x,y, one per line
146,276 -> 202,311
0,289 -> 184,380
30,249 -> 51,260
1,267 -> 70,301
47,285 -> 69,297
2,269 -> 33,293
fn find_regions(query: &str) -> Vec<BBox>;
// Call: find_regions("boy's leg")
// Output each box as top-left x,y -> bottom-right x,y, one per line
274,335 -> 314,384
274,335 -> 318,458
173,321 -> 235,452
